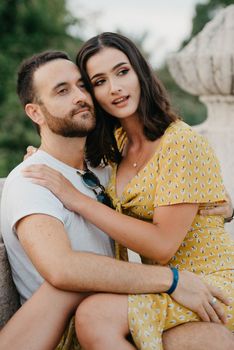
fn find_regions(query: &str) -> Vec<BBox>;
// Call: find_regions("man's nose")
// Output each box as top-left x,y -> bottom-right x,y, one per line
72,87 -> 87,104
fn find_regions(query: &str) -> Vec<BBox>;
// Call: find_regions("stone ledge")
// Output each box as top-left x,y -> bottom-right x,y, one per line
0,179 -> 20,327
0,242 -> 20,327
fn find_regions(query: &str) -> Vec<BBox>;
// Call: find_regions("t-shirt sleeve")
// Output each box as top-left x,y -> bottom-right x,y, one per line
4,174 -> 67,232
154,128 -> 226,207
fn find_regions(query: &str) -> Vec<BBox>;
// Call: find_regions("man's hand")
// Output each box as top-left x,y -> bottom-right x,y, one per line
199,191 -> 233,220
172,270 -> 230,324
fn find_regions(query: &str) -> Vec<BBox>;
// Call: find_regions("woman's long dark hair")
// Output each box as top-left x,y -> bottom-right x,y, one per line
76,32 -> 179,167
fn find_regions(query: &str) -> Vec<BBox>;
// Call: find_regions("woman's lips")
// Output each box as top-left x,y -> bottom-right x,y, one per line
112,95 -> 129,105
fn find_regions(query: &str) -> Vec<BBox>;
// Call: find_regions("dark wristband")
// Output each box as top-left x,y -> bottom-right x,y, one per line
224,208 -> 234,223
166,268 -> 179,294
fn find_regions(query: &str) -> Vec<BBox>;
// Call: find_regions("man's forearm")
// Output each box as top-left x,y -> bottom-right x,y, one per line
17,215 -> 172,295
52,251 -> 172,294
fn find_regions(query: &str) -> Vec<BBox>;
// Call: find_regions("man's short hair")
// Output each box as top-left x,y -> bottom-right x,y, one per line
17,51 -> 71,135
17,51 -> 71,107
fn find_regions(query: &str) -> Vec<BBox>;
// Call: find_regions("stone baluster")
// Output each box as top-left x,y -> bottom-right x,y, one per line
167,5 -> 234,234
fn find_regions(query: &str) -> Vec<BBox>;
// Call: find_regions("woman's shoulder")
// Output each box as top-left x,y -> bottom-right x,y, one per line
166,120 -> 196,137
164,120 -> 205,147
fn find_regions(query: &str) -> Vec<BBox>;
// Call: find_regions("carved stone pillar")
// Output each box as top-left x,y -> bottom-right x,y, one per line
167,5 -> 234,234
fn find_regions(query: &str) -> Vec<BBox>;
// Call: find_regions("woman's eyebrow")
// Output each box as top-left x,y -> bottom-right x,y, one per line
90,62 -> 128,81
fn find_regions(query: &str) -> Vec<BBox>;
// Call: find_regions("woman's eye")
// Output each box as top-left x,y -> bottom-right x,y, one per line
94,79 -> 105,87
118,68 -> 129,76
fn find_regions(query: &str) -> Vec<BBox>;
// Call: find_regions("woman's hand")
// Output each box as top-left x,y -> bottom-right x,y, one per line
172,270 -> 230,324
23,146 -> 38,160
22,164 -> 82,211
199,190 -> 233,221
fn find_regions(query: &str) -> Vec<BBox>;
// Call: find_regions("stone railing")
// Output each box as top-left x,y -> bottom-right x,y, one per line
167,4 -> 234,235
0,179 -> 20,328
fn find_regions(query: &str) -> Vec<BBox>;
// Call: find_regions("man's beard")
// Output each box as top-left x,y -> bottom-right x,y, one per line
40,103 -> 96,137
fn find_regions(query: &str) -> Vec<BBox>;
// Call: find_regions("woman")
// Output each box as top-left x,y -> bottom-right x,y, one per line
21,33 -> 234,349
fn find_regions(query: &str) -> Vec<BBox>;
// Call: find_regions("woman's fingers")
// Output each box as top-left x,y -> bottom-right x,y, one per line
204,301 -> 222,324
208,284 -> 230,306
24,146 -> 37,160
26,146 -> 37,153
22,164 -> 68,197
209,299 -> 227,324
22,164 -> 57,179
203,284 -> 229,324
192,297 -> 226,324
195,304 -> 210,322
172,271 -> 229,325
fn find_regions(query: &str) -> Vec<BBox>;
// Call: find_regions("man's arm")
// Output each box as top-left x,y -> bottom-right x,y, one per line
17,213 -> 229,324
17,213 -> 171,293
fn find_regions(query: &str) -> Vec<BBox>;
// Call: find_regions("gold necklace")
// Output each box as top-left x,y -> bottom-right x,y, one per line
124,143 -> 145,169
132,153 -> 145,169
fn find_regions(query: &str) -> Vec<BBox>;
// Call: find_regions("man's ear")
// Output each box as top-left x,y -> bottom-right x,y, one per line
25,103 -> 44,126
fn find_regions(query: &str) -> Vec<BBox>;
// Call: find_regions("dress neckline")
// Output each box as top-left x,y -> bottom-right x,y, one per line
113,122 -> 176,200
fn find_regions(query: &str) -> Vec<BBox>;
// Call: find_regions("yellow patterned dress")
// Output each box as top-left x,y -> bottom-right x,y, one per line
106,120 -> 234,350
55,317 -> 81,350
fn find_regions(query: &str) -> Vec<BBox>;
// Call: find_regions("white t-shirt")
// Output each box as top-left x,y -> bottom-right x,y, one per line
1,150 -> 114,303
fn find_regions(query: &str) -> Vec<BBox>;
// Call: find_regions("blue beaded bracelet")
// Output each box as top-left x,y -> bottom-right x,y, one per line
166,268 -> 179,294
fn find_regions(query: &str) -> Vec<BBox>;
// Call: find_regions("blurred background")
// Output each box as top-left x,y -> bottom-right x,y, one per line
0,0 -> 233,177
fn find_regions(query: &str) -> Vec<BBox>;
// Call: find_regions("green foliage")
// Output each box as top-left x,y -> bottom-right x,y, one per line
182,0 -> 234,47
0,0 -> 84,176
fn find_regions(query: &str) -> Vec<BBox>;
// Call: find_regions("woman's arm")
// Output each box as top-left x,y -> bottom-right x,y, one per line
23,146 -> 234,221
68,194 -> 199,264
22,164 -> 198,264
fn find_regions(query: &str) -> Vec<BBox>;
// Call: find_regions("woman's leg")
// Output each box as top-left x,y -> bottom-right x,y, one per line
75,293 -> 136,350
0,281 -> 87,350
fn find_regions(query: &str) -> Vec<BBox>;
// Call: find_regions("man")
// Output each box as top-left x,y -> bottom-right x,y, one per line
0,51 -> 233,350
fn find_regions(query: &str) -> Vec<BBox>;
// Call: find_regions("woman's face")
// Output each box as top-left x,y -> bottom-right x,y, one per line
86,47 -> 141,120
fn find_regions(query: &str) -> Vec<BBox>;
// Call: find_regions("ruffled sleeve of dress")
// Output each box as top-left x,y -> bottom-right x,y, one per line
154,121 -> 227,208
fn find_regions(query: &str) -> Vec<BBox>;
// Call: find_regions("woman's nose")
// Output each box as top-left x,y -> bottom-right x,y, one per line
109,79 -> 122,95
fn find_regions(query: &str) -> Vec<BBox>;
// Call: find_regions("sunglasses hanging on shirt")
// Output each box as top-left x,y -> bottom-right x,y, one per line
76,168 -> 113,208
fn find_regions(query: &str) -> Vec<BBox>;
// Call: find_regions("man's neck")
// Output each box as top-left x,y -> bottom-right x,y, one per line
40,131 -> 87,170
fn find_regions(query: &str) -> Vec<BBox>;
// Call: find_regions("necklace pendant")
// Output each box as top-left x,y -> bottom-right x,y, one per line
133,162 -> 137,168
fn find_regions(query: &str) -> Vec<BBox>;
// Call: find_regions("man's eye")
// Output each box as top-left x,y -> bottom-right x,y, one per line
78,83 -> 86,90
58,89 -> 68,95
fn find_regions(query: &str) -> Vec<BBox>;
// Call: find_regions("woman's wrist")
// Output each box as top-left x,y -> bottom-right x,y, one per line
70,190 -> 86,212
72,191 -> 94,214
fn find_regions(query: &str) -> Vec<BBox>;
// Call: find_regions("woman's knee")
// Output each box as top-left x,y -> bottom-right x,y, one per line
75,295 -> 99,333
75,294 -> 129,342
